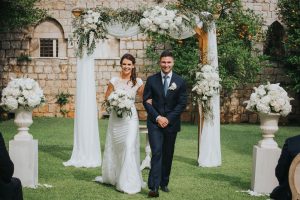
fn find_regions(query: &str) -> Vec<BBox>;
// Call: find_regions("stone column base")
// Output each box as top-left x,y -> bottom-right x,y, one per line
251,145 -> 281,194
9,139 -> 38,188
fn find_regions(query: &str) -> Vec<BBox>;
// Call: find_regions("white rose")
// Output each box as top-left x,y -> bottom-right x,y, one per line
3,96 -> 18,111
17,97 -> 26,105
153,17 -> 163,25
160,23 -> 169,30
256,88 -> 266,96
149,24 -> 158,32
143,10 -> 150,18
86,17 -> 94,24
174,16 -> 182,26
201,64 -> 213,72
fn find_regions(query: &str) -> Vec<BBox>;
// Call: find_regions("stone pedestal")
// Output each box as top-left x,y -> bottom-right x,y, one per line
251,145 -> 281,193
9,140 -> 38,188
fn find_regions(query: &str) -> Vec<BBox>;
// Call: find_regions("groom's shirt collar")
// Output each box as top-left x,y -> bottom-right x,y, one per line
160,71 -> 173,80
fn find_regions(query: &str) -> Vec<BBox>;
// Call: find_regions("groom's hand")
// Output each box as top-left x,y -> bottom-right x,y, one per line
157,116 -> 169,128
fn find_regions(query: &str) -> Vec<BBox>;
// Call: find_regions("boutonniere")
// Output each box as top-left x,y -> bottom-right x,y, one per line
168,82 -> 177,90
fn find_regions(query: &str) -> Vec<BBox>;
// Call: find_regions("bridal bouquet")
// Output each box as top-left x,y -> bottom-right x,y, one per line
0,78 -> 45,112
192,64 -> 221,119
103,90 -> 135,118
139,6 -> 186,35
244,82 -> 293,116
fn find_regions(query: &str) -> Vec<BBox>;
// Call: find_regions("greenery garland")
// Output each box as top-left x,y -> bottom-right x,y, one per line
71,6 -> 212,57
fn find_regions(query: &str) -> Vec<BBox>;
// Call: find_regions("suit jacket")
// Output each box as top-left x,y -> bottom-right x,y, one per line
270,134 -> 300,200
0,132 -> 14,184
143,72 -> 187,133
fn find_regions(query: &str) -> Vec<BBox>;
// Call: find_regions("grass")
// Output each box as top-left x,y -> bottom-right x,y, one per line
0,118 -> 299,200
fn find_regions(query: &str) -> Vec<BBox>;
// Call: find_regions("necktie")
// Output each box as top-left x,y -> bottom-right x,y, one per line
163,75 -> 169,96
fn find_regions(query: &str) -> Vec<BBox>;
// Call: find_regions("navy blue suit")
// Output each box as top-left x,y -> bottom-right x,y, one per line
143,72 -> 187,190
270,134 -> 300,200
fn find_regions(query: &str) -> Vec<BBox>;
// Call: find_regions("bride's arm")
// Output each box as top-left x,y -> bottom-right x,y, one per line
137,84 -> 144,99
105,83 -> 114,100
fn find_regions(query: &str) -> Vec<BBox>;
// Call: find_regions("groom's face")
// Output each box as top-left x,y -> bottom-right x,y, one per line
160,56 -> 174,75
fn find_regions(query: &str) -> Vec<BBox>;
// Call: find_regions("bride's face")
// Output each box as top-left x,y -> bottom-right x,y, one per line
121,58 -> 134,76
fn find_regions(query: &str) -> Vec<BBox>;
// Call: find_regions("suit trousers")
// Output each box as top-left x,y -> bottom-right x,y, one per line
148,128 -> 177,190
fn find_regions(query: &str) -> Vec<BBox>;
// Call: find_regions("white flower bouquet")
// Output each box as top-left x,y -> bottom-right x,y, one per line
192,64 -> 221,119
0,78 -> 45,112
139,6 -> 186,35
103,90 -> 135,118
244,82 -> 293,116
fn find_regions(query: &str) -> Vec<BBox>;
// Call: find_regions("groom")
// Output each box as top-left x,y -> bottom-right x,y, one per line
143,50 -> 187,197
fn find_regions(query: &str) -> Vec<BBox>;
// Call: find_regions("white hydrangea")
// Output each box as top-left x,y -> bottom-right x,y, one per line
139,6 -> 185,34
0,78 -> 45,112
192,64 -> 221,119
244,82 -> 293,116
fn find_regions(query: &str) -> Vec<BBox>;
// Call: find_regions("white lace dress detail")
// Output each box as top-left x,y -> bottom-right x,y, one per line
95,77 -> 145,194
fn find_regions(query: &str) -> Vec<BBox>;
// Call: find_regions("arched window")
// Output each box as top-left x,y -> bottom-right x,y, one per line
264,21 -> 285,60
30,18 -> 67,58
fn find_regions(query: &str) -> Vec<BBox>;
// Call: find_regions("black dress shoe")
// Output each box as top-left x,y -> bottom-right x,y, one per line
148,189 -> 159,198
160,186 -> 169,192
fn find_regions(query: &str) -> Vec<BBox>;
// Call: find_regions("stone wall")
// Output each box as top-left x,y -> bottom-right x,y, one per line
1,0 -> 299,124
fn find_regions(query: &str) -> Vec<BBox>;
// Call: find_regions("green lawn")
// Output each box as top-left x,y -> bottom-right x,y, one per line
0,118 -> 299,200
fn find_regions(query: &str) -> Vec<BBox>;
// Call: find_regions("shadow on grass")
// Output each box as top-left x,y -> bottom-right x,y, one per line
173,155 -> 198,166
197,171 -> 250,189
39,144 -> 72,161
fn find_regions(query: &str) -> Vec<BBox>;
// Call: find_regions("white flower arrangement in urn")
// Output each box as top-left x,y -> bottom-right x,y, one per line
244,82 -> 293,148
0,77 -> 45,112
244,82 -> 293,116
192,64 -> 221,119
0,78 -> 45,140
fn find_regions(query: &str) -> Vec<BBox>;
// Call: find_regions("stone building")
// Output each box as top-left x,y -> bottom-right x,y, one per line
0,0 -> 299,124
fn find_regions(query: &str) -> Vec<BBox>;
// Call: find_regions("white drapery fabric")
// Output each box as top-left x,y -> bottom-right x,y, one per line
197,23 -> 222,167
106,23 -> 141,38
63,52 -> 101,168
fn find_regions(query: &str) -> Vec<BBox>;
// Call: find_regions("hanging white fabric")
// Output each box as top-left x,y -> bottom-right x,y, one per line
63,51 -> 101,168
198,22 -> 222,167
106,23 -> 141,38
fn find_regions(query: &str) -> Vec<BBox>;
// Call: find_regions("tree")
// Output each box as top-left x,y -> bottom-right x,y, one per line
0,0 -> 47,32
278,0 -> 300,93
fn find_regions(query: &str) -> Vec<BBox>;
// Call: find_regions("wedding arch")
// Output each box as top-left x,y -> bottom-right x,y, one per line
65,5 -> 221,168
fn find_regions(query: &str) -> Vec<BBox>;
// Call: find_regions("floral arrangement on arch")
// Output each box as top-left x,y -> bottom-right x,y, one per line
192,64 -> 221,119
0,78 -> 45,112
103,90 -> 135,118
139,6 -> 188,35
72,9 -> 109,57
244,82 -> 293,116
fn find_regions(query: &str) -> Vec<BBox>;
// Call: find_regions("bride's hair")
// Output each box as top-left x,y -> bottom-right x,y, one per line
120,53 -> 137,87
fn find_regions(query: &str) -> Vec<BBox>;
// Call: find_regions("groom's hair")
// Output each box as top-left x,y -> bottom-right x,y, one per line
160,50 -> 173,60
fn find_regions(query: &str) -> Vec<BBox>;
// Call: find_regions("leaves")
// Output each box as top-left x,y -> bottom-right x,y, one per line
0,0 -> 47,32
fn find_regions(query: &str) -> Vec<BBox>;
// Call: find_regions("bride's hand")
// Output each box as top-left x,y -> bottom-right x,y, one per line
146,99 -> 152,105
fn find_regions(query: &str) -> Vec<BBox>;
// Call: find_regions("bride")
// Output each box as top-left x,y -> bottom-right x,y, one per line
95,53 -> 144,194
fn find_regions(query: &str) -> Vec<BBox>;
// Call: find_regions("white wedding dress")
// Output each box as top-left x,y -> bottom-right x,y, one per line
95,77 -> 144,194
